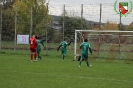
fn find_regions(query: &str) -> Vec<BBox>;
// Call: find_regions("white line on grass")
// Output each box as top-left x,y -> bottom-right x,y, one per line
0,69 -> 133,83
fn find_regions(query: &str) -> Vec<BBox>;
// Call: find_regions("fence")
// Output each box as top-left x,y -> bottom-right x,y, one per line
0,3 -> 133,57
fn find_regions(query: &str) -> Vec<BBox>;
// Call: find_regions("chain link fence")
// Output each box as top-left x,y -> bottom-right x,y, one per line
0,3 -> 133,56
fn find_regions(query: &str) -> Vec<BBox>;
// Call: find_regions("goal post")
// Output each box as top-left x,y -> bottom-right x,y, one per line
74,30 -> 133,61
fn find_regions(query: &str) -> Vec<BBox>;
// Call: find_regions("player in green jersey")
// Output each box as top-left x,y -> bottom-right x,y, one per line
57,38 -> 72,60
35,36 -> 44,60
79,39 -> 92,67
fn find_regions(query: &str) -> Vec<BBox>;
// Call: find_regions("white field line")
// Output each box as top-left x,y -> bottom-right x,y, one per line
0,69 -> 133,83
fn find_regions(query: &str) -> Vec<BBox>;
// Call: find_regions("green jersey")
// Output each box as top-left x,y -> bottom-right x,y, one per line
80,42 -> 91,55
60,41 -> 68,51
36,39 -> 41,50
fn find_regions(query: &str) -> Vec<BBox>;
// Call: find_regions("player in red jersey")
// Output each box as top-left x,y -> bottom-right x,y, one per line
29,34 -> 37,61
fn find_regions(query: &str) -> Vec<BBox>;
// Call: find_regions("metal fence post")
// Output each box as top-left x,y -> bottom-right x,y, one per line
30,6 -> 33,38
45,3 -> 49,55
0,4 -> 2,52
63,4 -> 65,40
14,6 -> 17,53
98,4 -> 102,58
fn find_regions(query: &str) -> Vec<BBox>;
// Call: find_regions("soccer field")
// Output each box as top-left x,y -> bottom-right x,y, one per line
0,50 -> 133,88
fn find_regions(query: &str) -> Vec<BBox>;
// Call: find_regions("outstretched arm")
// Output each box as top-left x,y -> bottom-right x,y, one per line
68,41 -> 72,46
57,45 -> 61,51
89,48 -> 92,55
40,41 -> 44,48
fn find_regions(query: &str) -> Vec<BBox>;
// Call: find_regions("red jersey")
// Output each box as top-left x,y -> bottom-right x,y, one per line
29,37 -> 36,48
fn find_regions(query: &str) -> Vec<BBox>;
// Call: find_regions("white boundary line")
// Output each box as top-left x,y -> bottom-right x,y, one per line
0,70 -> 133,83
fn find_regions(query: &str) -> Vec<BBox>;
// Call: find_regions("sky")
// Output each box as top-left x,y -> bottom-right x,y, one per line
48,0 -> 130,5
47,0 -> 133,25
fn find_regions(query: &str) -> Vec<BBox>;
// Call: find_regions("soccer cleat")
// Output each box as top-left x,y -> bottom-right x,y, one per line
34,59 -> 38,61
88,65 -> 92,67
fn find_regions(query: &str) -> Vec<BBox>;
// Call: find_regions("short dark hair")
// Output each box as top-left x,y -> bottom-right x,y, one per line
64,38 -> 66,41
35,36 -> 38,39
84,39 -> 88,42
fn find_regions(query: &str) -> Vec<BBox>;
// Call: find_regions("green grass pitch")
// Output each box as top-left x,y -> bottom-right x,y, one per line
0,50 -> 133,88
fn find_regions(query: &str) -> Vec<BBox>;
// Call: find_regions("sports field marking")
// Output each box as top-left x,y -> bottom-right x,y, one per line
1,69 -> 133,83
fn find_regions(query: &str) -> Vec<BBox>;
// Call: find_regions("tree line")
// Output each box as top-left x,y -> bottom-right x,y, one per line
1,0 -> 133,42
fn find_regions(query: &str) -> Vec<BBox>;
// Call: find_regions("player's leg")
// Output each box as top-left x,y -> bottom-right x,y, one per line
62,53 -> 65,60
85,58 -> 90,67
37,49 -> 42,60
36,50 -> 38,60
62,50 -> 65,60
63,50 -> 67,60
78,55 -> 81,61
85,55 -> 89,67
79,58 -> 82,67
85,55 -> 91,67
30,48 -> 34,61
33,48 -> 37,61
79,54 -> 84,67
30,52 -> 33,61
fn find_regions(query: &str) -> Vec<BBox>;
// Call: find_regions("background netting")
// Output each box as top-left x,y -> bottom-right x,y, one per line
0,3 -> 133,57
74,30 -> 133,61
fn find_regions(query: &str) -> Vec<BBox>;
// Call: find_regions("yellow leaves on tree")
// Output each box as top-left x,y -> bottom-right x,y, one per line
127,22 -> 133,31
102,21 -> 118,30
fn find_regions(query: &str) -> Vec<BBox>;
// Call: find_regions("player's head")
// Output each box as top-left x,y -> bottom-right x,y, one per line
64,38 -> 66,41
32,34 -> 35,38
84,39 -> 88,42
35,36 -> 38,39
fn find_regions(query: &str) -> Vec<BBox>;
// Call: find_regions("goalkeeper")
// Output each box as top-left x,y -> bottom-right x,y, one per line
35,36 -> 44,60
57,38 -> 72,60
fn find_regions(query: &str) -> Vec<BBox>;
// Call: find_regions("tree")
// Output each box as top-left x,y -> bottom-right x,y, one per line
1,0 -> 15,41
118,23 -> 127,31
12,0 -> 52,35
58,16 -> 90,40
127,21 -> 133,31
101,21 -> 118,30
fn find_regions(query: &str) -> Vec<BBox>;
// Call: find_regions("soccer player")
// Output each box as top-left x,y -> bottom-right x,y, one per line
29,34 -> 37,61
79,39 -> 92,67
57,38 -> 72,60
35,36 -> 44,60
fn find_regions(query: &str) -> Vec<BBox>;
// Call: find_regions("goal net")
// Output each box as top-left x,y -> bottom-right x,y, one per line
74,30 -> 133,62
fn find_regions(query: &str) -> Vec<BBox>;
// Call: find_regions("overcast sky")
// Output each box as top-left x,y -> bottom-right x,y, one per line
48,0 -> 133,25
48,0 -> 131,5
